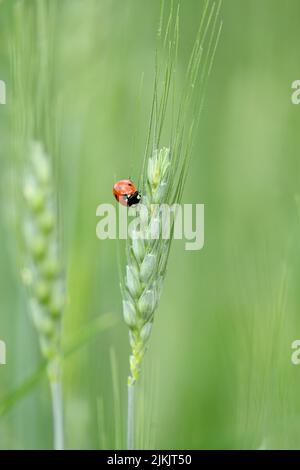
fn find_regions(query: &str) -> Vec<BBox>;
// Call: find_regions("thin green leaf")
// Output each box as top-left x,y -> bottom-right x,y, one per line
0,313 -> 118,418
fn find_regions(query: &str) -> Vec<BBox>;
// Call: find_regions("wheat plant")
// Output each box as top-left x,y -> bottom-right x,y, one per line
120,0 -> 222,449
9,0 -> 65,450
22,141 -> 65,450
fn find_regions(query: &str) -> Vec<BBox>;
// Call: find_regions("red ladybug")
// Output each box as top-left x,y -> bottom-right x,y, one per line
113,179 -> 142,207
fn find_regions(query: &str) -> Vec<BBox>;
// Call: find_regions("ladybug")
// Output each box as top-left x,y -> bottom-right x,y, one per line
113,179 -> 142,207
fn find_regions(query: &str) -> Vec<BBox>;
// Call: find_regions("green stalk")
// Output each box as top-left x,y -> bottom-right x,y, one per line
50,375 -> 64,451
127,383 -> 135,450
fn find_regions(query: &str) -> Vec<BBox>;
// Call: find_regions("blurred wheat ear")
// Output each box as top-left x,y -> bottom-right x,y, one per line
22,141 -> 66,450
9,0 -> 65,450
119,0 -> 222,450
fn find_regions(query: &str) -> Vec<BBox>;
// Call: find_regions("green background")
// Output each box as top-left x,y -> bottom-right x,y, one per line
1,0 -> 300,449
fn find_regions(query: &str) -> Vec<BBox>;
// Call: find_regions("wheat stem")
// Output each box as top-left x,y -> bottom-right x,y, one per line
127,383 -> 135,450
50,377 -> 64,451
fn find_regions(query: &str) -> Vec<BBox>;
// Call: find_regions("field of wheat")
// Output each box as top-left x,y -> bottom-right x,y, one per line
0,0 -> 300,451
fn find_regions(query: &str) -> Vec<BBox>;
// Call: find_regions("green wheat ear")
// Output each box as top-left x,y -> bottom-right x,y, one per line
22,141 -> 65,381
121,0 -> 222,449
123,147 -> 171,387
22,141 -> 65,449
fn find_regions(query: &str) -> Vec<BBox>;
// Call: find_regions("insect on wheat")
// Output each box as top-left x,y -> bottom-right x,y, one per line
117,0 -> 223,450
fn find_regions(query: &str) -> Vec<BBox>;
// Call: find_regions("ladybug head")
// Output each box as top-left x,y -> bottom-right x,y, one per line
127,191 -> 142,207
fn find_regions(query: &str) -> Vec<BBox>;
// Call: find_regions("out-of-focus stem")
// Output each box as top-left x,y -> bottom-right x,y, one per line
50,378 -> 64,450
127,382 -> 135,450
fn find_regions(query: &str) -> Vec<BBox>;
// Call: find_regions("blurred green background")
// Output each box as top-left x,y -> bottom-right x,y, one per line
1,0 -> 300,450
